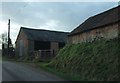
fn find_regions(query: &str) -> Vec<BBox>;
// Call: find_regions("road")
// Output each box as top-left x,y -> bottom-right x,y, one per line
0,52 -> 2,82
0,59 -> 2,82
2,61 -> 64,81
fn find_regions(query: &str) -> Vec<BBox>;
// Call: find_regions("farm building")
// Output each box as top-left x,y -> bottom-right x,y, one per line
68,6 -> 120,44
15,27 -> 69,59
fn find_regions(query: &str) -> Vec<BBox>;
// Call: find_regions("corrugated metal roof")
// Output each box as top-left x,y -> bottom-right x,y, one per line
21,27 -> 69,43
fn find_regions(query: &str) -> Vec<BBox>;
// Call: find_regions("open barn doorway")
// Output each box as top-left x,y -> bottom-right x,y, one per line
34,41 -> 50,51
34,41 -> 53,59
59,42 -> 65,49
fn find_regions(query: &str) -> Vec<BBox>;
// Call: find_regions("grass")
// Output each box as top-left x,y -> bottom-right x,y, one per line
45,38 -> 120,81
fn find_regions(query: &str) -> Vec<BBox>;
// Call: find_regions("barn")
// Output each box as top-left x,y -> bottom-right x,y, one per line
15,27 -> 69,59
68,6 -> 120,44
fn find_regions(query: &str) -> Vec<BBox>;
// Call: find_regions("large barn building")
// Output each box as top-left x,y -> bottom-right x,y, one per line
15,27 -> 69,58
68,6 -> 120,44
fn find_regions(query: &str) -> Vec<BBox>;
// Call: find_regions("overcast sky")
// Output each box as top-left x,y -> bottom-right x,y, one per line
0,1 -> 119,49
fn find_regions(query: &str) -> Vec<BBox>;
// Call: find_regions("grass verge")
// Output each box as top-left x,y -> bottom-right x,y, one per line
47,38 -> 120,81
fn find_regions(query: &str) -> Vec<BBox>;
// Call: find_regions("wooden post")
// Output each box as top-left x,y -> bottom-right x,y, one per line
8,19 -> 10,57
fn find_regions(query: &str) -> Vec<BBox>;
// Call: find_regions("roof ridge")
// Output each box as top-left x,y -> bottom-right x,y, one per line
69,5 -> 119,36
21,27 -> 69,33
71,6 -> 119,35
90,5 -> 119,19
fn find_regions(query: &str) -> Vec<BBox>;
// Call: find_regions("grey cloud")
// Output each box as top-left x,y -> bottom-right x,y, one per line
2,2 -> 118,32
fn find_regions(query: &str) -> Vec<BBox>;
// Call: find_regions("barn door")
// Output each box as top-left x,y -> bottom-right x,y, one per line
19,40 -> 23,56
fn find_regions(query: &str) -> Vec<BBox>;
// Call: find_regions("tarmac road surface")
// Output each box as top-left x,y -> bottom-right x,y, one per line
2,61 -> 64,81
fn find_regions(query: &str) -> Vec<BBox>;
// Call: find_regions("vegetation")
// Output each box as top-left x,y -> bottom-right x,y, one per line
2,38 -> 119,81
45,38 -> 120,81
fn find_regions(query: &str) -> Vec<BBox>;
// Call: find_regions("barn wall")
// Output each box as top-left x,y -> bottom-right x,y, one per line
118,22 -> 120,36
69,23 -> 119,44
15,30 -> 28,56
50,42 -> 59,56
28,40 -> 34,56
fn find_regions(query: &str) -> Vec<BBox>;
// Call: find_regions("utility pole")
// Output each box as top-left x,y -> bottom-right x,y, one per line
8,19 -> 10,57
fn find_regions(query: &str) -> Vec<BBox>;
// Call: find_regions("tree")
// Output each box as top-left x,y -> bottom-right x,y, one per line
1,32 -> 15,57
1,32 -> 8,56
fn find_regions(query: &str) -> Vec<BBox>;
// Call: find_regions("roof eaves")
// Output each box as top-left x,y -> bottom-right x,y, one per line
68,21 -> 119,36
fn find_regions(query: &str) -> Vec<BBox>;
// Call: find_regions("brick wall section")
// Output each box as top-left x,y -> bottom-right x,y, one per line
69,23 -> 119,44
